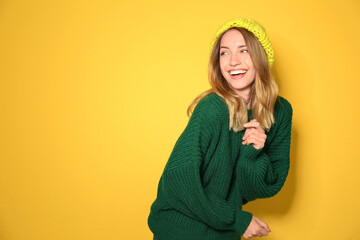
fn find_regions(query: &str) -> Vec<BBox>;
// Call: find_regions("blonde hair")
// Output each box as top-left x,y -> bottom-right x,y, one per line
187,27 -> 279,132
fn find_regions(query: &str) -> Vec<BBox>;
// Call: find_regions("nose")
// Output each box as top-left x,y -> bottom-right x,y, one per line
230,52 -> 241,66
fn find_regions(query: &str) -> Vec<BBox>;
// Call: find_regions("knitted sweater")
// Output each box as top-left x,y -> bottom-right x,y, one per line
148,93 -> 293,240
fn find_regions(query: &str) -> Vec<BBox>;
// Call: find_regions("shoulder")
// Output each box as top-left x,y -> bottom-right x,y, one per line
190,93 -> 229,126
197,92 -> 227,108
274,95 -> 293,118
193,93 -> 228,114
273,96 -> 293,129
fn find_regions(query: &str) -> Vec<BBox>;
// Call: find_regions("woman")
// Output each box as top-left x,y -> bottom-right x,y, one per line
148,18 -> 293,240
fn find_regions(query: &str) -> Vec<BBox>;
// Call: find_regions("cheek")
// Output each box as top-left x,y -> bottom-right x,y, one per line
249,70 -> 257,82
244,55 -> 254,66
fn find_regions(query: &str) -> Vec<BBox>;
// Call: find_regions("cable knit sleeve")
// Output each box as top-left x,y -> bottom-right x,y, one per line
238,97 -> 293,201
161,96 -> 253,236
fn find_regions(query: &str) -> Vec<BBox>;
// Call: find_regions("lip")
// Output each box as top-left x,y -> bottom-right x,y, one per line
229,70 -> 247,80
229,68 -> 247,73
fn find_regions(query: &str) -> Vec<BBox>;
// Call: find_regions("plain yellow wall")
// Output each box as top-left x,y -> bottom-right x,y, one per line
0,0 -> 359,239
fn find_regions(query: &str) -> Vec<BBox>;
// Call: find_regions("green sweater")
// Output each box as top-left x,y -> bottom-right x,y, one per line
148,93 -> 293,240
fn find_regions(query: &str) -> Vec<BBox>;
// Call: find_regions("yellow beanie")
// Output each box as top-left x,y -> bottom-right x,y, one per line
210,18 -> 274,68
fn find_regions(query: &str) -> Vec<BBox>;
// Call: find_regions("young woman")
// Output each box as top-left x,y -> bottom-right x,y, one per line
148,18 -> 293,240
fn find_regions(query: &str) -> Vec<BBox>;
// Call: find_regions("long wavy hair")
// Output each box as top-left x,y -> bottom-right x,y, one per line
186,27 -> 279,132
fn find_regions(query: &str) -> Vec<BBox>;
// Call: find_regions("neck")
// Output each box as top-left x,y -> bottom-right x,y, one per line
236,90 -> 252,109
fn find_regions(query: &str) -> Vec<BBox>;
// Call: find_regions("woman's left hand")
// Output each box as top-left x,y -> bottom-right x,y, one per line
242,119 -> 267,150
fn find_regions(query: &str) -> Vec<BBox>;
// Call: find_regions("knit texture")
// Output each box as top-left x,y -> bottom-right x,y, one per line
148,93 -> 293,240
210,18 -> 275,68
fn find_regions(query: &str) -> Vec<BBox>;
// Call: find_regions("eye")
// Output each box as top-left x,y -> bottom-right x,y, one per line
220,52 -> 227,56
241,49 -> 248,53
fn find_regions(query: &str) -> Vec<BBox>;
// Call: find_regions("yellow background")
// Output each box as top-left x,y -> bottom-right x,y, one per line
0,0 -> 359,239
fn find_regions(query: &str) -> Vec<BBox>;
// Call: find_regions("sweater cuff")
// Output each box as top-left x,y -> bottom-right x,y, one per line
235,210 -> 253,236
241,144 -> 262,159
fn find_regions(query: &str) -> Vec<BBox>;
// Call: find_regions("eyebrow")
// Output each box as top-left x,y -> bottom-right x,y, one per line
220,45 -> 247,49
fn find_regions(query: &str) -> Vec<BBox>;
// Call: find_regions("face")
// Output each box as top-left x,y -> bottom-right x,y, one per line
219,29 -> 257,98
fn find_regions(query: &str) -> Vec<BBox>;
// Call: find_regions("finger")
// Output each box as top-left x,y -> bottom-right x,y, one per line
243,129 -> 249,141
246,124 -> 262,132
243,119 -> 257,128
243,119 -> 258,132
259,226 -> 268,236
242,127 -> 254,141
244,120 -> 264,132
243,134 -> 261,145
243,122 -> 258,129
244,131 -> 266,145
254,226 -> 266,237
255,218 -> 271,233
243,119 -> 259,127
242,134 -> 253,145
243,133 -> 257,145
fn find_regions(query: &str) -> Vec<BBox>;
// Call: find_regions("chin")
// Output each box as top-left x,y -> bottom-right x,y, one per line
231,83 -> 251,91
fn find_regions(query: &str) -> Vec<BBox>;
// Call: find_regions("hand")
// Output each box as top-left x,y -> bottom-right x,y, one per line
242,119 -> 267,150
243,215 -> 271,239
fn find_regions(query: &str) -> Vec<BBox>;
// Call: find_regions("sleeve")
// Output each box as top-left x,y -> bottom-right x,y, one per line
160,98 -> 253,235
238,99 -> 293,200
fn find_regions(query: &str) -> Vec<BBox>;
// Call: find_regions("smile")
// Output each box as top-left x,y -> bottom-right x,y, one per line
230,70 -> 247,75
229,69 -> 247,79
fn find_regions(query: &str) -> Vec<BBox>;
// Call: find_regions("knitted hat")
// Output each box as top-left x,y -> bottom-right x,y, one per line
210,18 -> 274,68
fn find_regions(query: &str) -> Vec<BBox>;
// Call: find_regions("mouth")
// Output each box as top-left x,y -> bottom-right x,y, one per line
229,69 -> 247,79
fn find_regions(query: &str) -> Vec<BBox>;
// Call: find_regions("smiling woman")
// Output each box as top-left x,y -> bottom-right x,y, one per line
147,18 -> 293,240
198,19 -> 279,133
219,29 -> 257,106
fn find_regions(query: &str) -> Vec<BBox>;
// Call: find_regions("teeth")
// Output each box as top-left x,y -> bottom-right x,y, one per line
230,70 -> 247,75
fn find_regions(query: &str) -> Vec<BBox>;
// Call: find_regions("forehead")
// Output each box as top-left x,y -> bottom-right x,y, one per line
220,29 -> 246,46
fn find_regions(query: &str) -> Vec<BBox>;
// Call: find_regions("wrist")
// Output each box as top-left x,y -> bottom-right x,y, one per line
241,144 -> 262,159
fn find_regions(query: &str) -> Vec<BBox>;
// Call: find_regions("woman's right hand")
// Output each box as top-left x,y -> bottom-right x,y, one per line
242,216 -> 271,239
